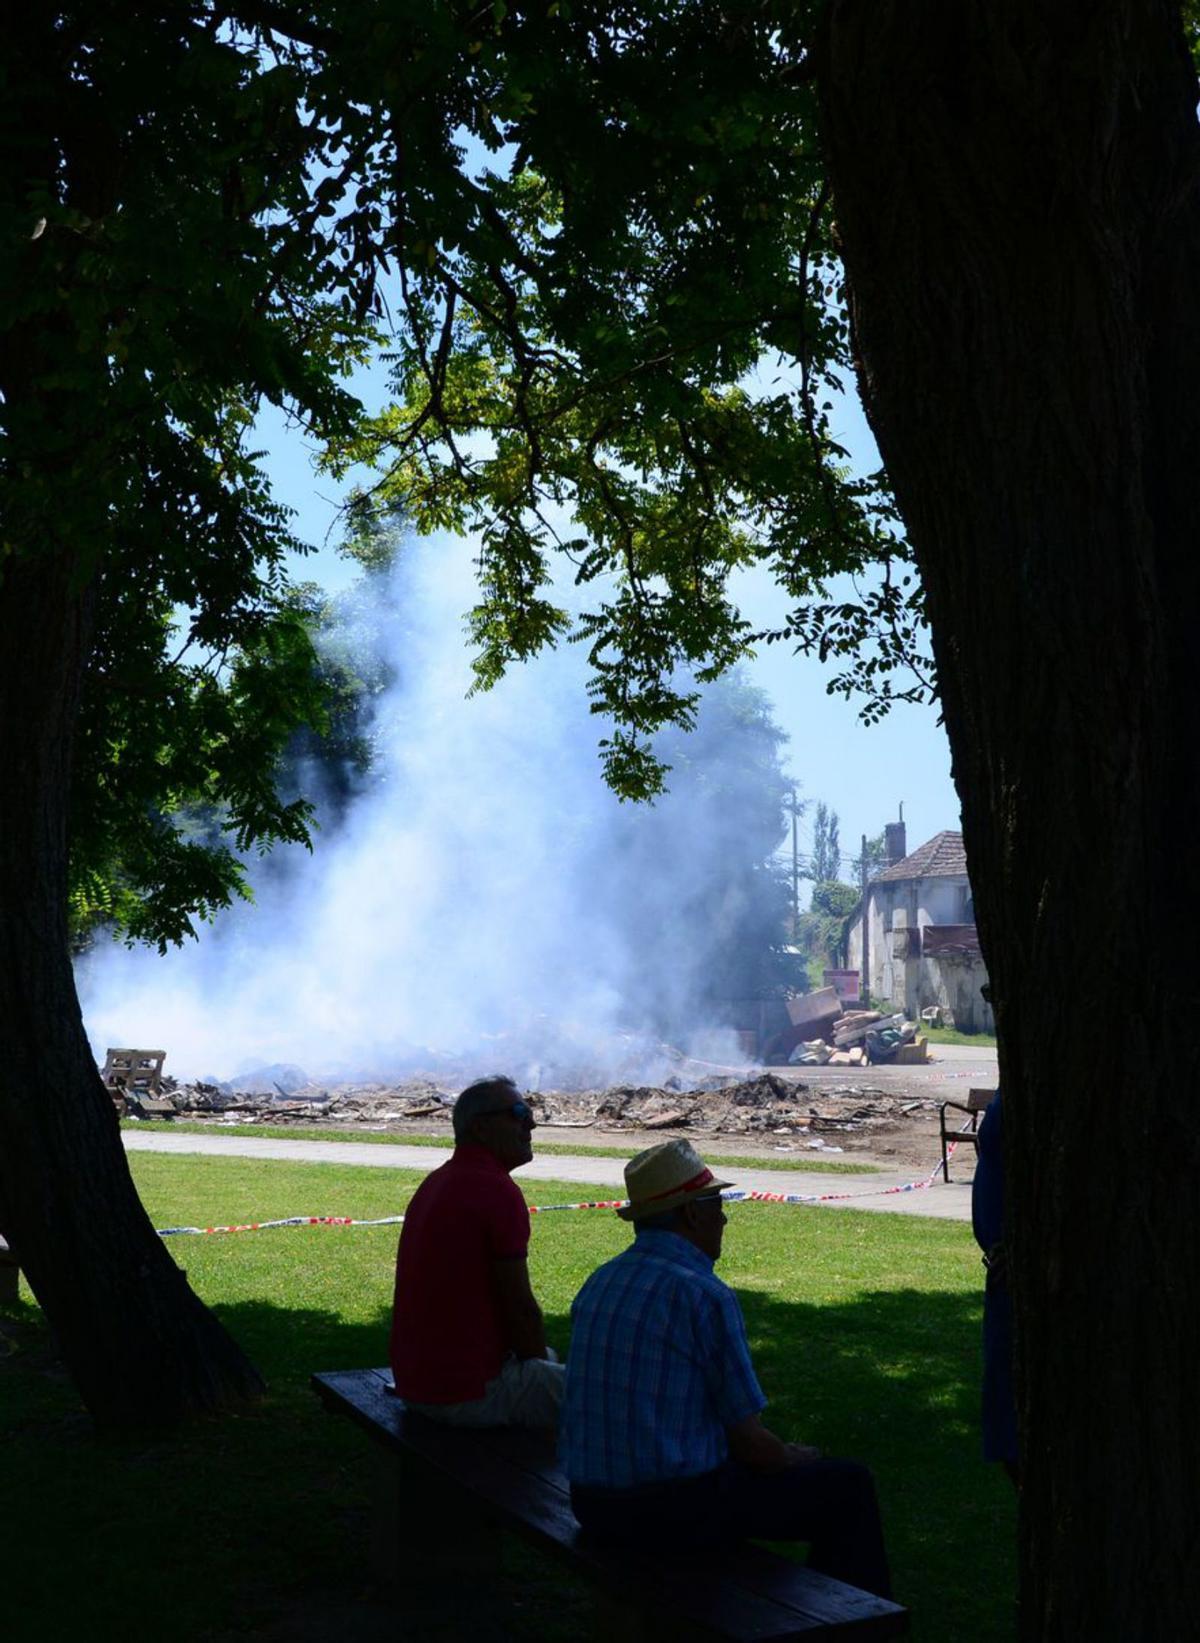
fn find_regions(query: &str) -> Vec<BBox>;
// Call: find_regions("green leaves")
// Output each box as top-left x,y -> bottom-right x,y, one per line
320,1 -> 933,791
0,7 -> 377,947
10,2 -> 937,945
70,593 -> 327,950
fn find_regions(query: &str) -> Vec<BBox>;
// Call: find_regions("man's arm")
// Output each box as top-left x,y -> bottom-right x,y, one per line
700,1287 -> 811,1471
727,1414 -> 820,1473
492,1255 -> 550,1360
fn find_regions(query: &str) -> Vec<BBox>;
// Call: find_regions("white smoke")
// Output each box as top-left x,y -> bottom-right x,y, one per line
77,535 -> 779,1084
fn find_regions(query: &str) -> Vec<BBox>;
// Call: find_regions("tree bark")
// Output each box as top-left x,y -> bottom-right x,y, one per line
0,0 -> 266,1430
817,2 -> 1200,1635
0,548 -> 266,1428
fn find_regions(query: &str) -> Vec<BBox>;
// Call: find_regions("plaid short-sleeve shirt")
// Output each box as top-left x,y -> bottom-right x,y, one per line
559,1229 -> 766,1489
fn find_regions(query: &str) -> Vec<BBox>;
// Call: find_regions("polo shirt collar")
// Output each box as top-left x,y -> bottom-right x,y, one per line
631,1227 -> 715,1274
451,1142 -> 510,1174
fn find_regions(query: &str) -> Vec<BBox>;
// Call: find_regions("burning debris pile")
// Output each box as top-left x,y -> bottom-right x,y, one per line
552,1073 -> 907,1142
117,1024 -> 761,1115
116,1062 -> 934,1151
103,1015 -> 945,1149
764,989 -> 930,1068
170,1075 -> 456,1124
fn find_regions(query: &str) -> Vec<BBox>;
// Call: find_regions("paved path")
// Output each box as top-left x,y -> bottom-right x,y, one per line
123,1131 -> 972,1221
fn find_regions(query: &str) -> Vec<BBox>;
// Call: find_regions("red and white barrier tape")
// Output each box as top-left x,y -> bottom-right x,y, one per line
154,1128 -> 972,1236
156,1213 -> 406,1237
528,1149 -> 954,1214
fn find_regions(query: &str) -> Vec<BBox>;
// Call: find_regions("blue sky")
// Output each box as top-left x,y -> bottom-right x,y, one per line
257,379 -> 959,889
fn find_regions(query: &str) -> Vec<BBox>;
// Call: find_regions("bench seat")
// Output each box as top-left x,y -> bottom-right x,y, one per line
312,1367 -> 908,1641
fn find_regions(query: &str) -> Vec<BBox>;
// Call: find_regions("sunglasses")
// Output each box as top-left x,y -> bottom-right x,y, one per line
481,1099 -> 533,1123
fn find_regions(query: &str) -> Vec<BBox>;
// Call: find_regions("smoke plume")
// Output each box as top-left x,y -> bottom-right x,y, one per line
77,536 -> 789,1085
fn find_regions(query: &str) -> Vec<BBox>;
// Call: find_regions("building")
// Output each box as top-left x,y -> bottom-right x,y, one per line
846,825 -> 994,1032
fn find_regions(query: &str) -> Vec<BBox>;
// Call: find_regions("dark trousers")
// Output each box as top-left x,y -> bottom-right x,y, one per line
571,1457 -> 892,1599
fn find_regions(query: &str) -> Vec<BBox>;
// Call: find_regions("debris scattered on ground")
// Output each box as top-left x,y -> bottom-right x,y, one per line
772,1008 -> 930,1068
101,1046 -> 177,1119
147,1064 -> 952,1151
107,1013 -> 968,1154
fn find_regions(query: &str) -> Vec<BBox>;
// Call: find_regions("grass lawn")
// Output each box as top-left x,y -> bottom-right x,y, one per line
922,1026 -> 998,1049
1,1155 -> 1014,1641
125,1120 -> 882,1175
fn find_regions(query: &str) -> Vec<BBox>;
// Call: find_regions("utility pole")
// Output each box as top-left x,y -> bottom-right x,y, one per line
790,792 -> 800,938
860,832 -> 870,1009
781,787 -> 805,938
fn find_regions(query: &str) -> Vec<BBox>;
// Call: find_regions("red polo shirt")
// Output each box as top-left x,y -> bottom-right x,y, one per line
390,1144 -> 531,1404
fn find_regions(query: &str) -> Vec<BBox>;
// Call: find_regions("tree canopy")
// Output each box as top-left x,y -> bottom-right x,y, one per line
325,0 -> 933,788
4,5 -> 387,950
6,2 -> 931,955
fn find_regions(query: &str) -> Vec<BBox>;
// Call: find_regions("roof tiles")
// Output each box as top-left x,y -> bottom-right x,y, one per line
875,830 -> 968,883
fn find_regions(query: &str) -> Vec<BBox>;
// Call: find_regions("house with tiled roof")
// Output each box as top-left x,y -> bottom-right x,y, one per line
846,823 -> 993,1032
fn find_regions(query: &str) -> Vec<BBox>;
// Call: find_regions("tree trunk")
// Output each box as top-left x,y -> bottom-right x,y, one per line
817,2 -> 1200,1634
0,549 -> 265,1428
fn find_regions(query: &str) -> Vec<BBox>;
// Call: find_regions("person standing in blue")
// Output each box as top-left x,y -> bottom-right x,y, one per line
971,1090 -> 1020,1485
559,1138 -> 892,1598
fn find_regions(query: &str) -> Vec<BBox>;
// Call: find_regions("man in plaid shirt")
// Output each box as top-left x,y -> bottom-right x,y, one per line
560,1139 -> 892,1598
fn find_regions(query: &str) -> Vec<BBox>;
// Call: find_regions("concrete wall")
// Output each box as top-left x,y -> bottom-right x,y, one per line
846,874 -> 993,1032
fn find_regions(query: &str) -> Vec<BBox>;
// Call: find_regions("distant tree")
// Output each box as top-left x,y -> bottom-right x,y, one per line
810,802 -> 842,886
274,498 -> 409,828
70,498 -> 409,945
795,877 -> 858,987
849,831 -> 888,883
588,669 -> 794,1032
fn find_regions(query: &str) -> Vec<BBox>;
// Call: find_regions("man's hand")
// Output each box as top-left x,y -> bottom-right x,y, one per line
492,1255 -> 549,1360
983,1242 -> 1008,1288
728,1415 -> 818,1473
783,1442 -> 822,1465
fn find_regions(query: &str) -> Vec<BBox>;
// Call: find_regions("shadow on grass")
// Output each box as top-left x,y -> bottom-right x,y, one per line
212,1294 -> 394,1393
1,1283 -> 1013,1643
730,1286 -> 1016,1641
1,1294 -> 392,1643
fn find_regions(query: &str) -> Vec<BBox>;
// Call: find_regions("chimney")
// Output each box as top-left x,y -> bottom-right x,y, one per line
884,818 -> 906,867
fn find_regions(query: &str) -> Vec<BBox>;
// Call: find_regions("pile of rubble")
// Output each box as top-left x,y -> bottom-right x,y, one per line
164,1069 -> 930,1149
765,988 -> 930,1068
543,1073 -> 918,1144
167,1074 -> 456,1124
101,1001 -> 954,1153
102,1041 -> 944,1150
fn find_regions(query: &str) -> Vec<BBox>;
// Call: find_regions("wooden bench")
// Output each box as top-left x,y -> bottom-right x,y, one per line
938,1087 -> 997,1183
312,1367 -> 908,1640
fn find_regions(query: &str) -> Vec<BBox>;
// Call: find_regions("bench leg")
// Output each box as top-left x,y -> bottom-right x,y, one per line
371,1449 -> 504,1590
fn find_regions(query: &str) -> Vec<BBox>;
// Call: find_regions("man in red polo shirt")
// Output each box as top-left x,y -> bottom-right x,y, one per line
390,1075 -> 564,1426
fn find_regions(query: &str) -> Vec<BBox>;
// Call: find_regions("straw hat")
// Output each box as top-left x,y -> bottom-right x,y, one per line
617,1139 -> 734,1222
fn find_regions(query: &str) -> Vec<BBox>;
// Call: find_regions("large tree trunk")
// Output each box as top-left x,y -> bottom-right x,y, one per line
0,550 -> 265,1427
817,1 -> 1200,1634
